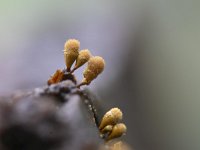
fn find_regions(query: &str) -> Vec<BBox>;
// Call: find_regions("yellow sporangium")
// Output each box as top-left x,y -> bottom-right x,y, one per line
78,56 -> 105,87
99,108 -> 122,130
64,39 -> 80,72
71,49 -> 92,73
106,123 -> 127,141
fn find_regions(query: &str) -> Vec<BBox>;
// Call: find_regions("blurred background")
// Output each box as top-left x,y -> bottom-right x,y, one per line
0,0 -> 200,150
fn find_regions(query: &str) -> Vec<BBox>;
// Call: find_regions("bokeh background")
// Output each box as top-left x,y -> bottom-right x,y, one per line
0,0 -> 200,150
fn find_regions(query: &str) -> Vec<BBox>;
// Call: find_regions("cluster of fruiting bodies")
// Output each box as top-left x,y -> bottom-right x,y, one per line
48,39 -> 105,88
99,108 -> 129,150
47,39 -> 129,150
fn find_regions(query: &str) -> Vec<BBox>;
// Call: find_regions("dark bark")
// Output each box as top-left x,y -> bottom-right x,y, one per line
0,80 -> 104,150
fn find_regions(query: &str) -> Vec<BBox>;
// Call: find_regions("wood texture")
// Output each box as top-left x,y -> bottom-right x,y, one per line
0,80 -> 104,150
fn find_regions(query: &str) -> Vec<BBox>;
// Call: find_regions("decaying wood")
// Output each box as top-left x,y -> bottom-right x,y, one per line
0,80 -> 105,150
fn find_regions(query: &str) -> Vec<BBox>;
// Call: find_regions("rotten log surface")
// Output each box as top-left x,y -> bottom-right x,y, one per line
0,80 -> 105,150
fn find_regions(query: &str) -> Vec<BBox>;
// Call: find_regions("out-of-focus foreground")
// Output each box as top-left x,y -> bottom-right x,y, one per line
0,0 -> 200,150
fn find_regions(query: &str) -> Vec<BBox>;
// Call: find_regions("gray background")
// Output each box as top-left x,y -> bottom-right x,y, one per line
0,0 -> 200,150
